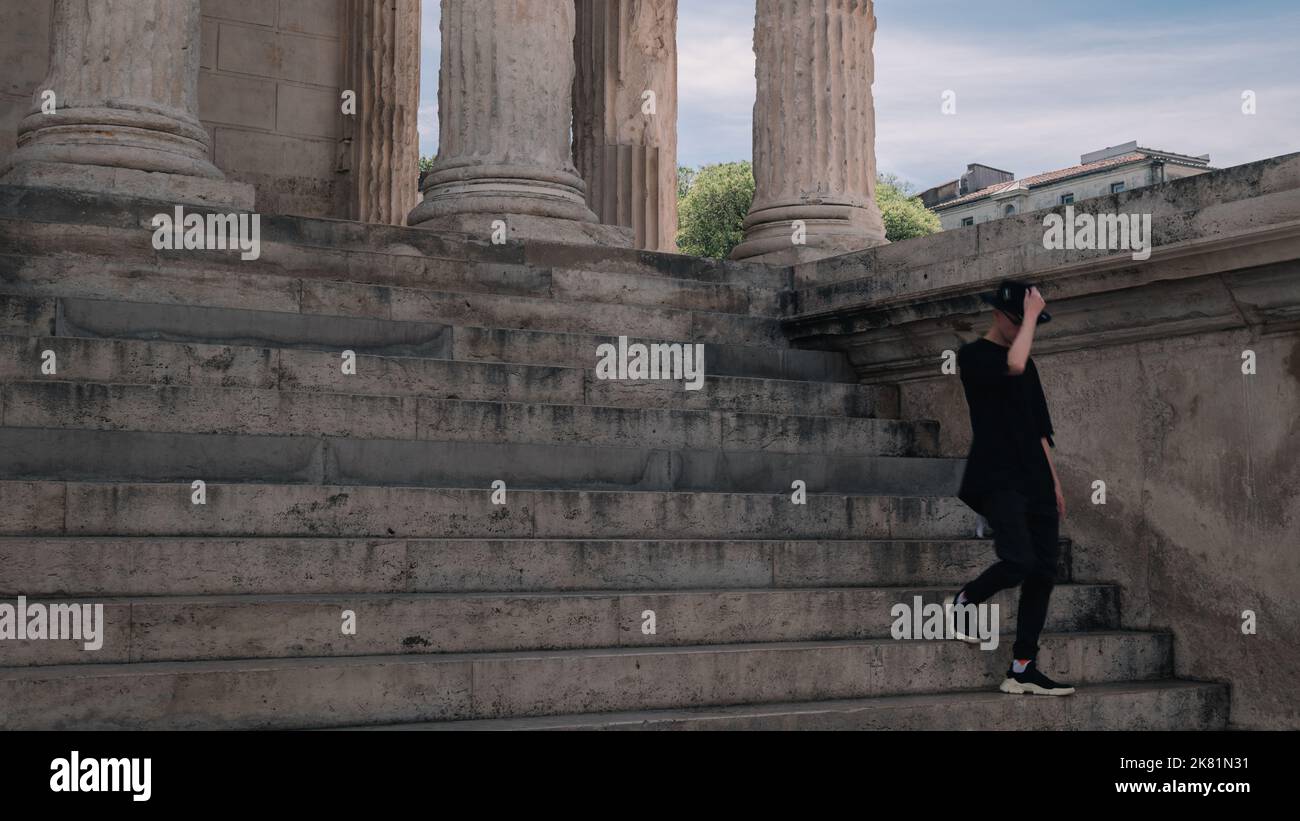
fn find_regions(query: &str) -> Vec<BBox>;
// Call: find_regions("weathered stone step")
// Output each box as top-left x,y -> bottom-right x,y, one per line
0,537 -> 1071,598
0,336 -> 896,418
2,249 -> 787,344
546,266 -> 782,317
0,427 -> 965,496
0,481 -> 978,540
7,294 -> 855,381
2,382 -> 933,455
455,324 -> 856,382
0,227 -> 783,318
361,680 -> 1228,731
0,185 -> 792,290
0,631 -> 1174,729
520,242 -> 791,290
0,584 -> 1118,666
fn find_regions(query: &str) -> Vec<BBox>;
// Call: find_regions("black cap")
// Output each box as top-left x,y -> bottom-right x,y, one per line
979,279 -> 1052,324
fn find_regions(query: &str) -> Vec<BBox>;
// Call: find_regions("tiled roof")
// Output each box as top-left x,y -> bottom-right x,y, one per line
934,152 -> 1147,210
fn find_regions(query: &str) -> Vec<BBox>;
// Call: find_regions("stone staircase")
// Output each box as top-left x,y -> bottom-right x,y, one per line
0,186 -> 1228,729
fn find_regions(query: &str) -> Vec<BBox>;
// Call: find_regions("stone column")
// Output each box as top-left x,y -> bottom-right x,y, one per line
409,0 -> 630,246
573,0 -> 678,252
0,0 -> 253,208
339,0 -> 421,225
731,0 -> 886,264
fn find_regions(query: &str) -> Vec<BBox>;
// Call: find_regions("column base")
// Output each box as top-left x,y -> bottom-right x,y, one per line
411,212 -> 634,248
730,222 -> 889,265
0,161 -> 256,210
730,201 -> 888,264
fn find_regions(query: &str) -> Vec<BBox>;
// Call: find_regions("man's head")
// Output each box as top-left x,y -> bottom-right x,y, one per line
990,308 -> 1022,344
981,279 -> 1052,343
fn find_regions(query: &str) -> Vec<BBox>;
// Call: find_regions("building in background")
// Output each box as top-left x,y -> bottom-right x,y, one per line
921,141 -> 1213,230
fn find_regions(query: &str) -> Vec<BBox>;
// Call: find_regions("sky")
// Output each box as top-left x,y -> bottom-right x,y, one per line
418,0 -> 1300,192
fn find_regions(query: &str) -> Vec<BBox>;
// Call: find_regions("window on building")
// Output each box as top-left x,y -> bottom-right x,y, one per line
1111,182 -> 1125,194
1004,204 -> 1016,215
1060,193 -> 1074,205
960,217 -> 974,227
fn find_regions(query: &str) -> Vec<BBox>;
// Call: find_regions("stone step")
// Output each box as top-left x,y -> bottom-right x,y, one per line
0,226 -> 784,317
455,324 -> 857,382
359,680 -> 1228,731
0,584 -> 1118,667
0,216 -> 543,306
1,382 -> 934,456
10,294 -> 855,381
0,336 -> 896,418
0,481 -> 979,540
0,427 -> 965,496
0,186 -> 792,290
0,293 -> 56,336
521,242 -> 792,290
2,249 -> 787,344
0,537 -> 1072,598
547,266 -> 782,317
0,631 -> 1174,729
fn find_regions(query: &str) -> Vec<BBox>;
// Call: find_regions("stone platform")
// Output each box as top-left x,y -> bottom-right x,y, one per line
0,183 -> 1228,729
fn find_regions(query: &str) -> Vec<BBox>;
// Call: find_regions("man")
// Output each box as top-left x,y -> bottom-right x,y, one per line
945,280 -> 1075,696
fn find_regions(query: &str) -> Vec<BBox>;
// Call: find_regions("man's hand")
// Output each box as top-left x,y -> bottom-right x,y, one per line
1054,482 -> 1066,518
1007,287 -> 1046,374
1023,286 -> 1046,321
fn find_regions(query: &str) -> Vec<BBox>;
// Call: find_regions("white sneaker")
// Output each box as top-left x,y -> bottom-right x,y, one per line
998,660 -> 1076,696
944,593 -> 982,644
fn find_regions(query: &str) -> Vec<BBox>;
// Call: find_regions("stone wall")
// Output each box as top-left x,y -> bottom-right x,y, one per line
785,153 -> 1300,729
199,0 -> 344,217
1,1 -> 426,220
1,1 -> 344,217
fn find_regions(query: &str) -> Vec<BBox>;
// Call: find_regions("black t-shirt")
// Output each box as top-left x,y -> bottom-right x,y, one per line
956,338 -> 1056,514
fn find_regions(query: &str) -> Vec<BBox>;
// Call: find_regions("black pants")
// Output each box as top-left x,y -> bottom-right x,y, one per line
962,486 -> 1060,660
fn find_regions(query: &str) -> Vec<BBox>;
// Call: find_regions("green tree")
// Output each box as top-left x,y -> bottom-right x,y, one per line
675,164 -> 940,258
876,172 -> 941,242
675,161 -> 754,258
419,155 -> 437,172
677,165 -> 697,199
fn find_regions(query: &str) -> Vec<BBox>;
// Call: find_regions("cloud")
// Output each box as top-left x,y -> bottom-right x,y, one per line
873,17 -> 1300,188
417,1 -> 1299,188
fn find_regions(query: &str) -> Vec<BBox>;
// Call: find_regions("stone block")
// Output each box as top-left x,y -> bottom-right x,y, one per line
275,83 -> 338,138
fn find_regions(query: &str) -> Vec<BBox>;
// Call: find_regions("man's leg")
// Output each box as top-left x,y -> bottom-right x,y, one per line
997,489 -> 1074,695
948,489 -> 1033,642
961,489 -> 1034,605
1010,492 -> 1061,660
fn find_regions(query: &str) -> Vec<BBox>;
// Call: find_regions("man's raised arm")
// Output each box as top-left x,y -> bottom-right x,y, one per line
1007,287 -> 1047,374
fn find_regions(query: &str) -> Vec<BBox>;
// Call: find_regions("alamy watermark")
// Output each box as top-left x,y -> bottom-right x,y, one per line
151,205 -> 261,261
50,751 -> 151,801
0,596 -> 104,651
891,595 -> 1000,650
1042,204 -> 1151,261
595,336 -> 705,391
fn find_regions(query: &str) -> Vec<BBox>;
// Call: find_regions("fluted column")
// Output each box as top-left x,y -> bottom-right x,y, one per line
0,0 -> 252,208
573,0 -> 678,252
340,0 -> 421,225
410,0 -> 629,246
731,0 -> 886,264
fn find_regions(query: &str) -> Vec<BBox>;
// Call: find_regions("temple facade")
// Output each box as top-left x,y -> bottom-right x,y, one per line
0,0 -> 1295,731
1,0 -> 889,260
